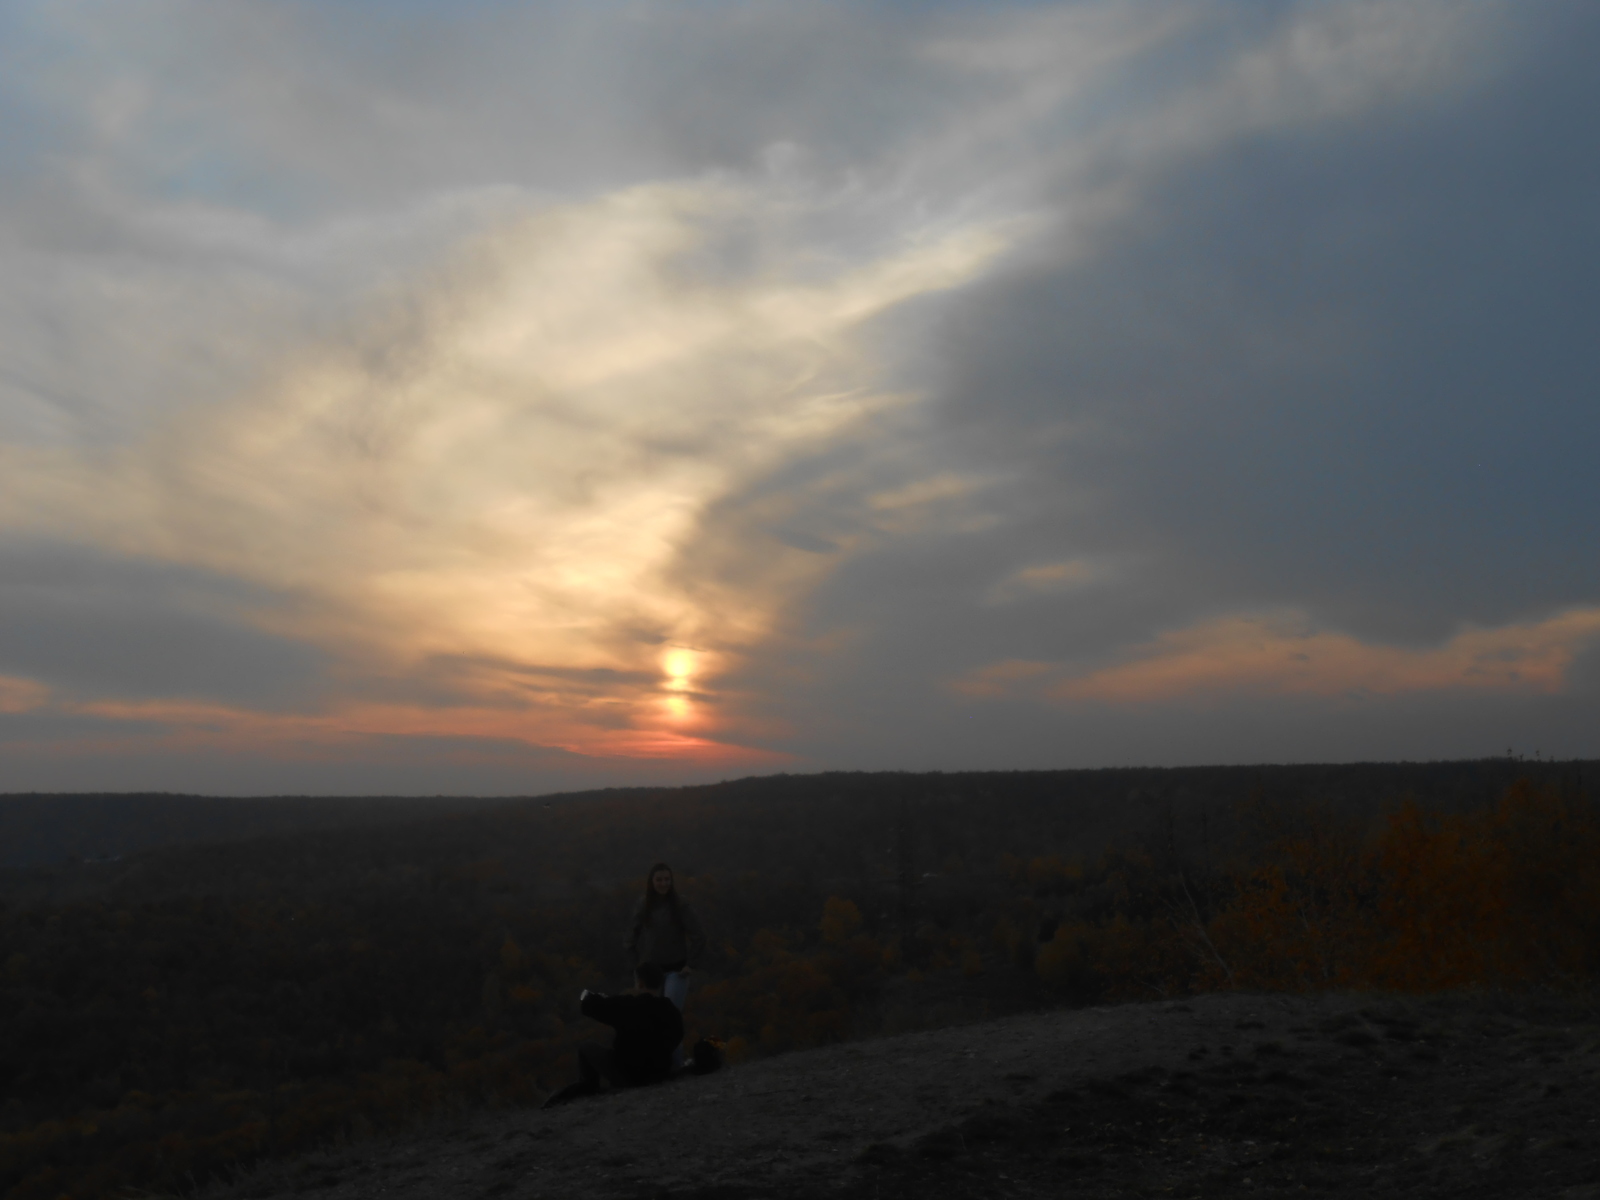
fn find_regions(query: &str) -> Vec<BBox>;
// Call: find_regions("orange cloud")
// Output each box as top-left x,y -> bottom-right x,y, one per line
0,674 -> 785,767
0,675 -> 51,714
96,698 -> 784,765
951,607 -> 1600,705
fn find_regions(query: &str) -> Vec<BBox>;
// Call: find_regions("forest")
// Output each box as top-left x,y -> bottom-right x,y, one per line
1,758 -> 1596,1200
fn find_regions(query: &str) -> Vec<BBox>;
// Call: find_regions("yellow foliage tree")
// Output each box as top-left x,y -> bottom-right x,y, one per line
1206,804 -> 1382,991
1373,781 -> 1600,990
1206,779 -> 1600,993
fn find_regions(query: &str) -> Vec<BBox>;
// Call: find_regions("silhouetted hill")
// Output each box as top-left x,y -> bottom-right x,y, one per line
194,989 -> 1600,1200
4,758 -> 1584,907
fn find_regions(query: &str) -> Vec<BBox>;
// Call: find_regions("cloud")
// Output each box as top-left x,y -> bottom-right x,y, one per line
983,559 -> 1103,606
0,675 -> 50,715
952,608 -> 1600,704
921,2 -> 1600,637
0,539 -> 324,706
0,170 -> 1011,761
3,0 -> 1599,789
0,706 -> 744,795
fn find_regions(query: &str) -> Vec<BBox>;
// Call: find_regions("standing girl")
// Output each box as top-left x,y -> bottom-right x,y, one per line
625,863 -> 706,1027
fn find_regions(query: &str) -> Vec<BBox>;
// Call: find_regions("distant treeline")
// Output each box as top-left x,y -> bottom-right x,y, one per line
0,794 -> 512,871
3,759 -> 1574,905
0,760 -> 1594,1200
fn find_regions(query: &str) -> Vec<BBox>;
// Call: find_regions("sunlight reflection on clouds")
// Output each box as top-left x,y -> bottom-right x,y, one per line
952,609 -> 1600,705
0,176 -> 1011,756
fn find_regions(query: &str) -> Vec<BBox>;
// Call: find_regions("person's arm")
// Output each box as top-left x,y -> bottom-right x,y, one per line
623,900 -> 644,964
682,903 -> 707,970
581,989 -> 622,1027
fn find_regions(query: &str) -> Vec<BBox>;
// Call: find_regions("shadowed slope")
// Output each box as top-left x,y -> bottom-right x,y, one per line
199,990 -> 1599,1200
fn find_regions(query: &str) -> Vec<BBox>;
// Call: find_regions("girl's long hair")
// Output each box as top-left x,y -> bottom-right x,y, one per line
638,861 -> 686,932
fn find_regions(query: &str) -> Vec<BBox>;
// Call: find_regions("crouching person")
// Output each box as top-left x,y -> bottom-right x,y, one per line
543,962 -> 684,1107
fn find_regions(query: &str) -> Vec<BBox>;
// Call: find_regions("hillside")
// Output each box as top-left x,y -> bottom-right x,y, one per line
2,760 -> 1595,1200
199,990 -> 1600,1199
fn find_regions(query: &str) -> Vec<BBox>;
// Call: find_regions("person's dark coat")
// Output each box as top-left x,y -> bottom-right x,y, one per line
580,990 -> 684,1082
625,898 -> 706,970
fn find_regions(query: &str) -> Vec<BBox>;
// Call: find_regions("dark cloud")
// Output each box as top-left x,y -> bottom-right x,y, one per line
920,3 -> 1600,645
6,1 -> 968,214
713,3 -> 1600,767
0,540 -> 326,707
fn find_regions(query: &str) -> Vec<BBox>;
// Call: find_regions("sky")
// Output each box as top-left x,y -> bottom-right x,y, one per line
2,0 -> 1599,795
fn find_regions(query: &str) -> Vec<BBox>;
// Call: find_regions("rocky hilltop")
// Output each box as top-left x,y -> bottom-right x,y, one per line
201,990 -> 1598,1200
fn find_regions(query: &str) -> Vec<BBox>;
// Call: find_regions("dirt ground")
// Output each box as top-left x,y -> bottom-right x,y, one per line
203,991 -> 1600,1200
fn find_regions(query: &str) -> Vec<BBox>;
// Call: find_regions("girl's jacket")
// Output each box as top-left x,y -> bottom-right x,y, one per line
625,899 -> 706,969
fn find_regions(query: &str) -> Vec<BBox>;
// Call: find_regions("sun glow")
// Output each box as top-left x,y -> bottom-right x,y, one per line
660,648 -> 699,722
662,648 -> 697,690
